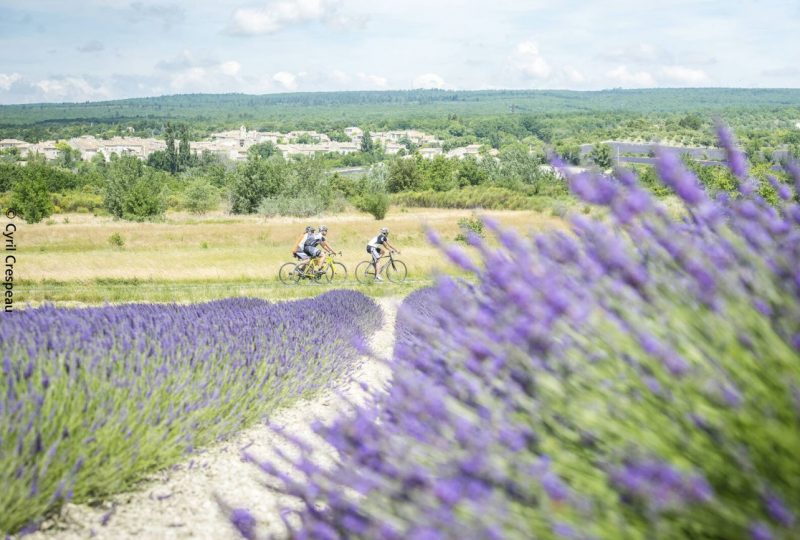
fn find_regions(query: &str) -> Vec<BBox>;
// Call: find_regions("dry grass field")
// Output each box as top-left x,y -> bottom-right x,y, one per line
14,207 -> 565,304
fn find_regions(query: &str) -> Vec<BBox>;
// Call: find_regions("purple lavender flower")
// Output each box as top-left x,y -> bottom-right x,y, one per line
230,508 -> 257,540
716,121 -> 749,180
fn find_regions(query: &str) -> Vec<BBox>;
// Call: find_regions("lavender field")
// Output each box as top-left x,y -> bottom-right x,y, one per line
246,128 -> 800,539
0,290 -> 382,534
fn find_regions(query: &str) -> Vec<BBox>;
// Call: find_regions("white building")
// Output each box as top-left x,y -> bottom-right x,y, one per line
446,144 -> 483,159
344,126 -> 363,140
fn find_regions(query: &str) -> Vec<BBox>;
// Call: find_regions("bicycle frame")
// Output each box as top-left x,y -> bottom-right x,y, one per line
297,252 -> 339,280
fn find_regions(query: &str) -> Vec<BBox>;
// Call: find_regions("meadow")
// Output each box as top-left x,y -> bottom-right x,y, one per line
15,207 -> 564,304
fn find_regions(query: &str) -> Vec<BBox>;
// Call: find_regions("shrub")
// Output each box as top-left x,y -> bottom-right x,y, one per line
184,178 -> 220,214
104,156 -> 166,220
454,214 -> 484,243
258,194 -> 326,217
244,126 -> 800,539
10,175 -> 53,224
108,232 -> 124,248
392,185 -> 569,212
50,190 -> 105,213
354,191 -> 390,220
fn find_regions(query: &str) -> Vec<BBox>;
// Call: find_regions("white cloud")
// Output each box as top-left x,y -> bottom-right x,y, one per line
35,77 -> 111,100
220,60 -> 241,76
413,73 -> 446,89
228,0 -> 339,35
331,70 -> 350,84
169,67 -> 207,91
661,65 -> 709,85
127,1 -> 186,30
563,66 -> 585,83
606,65 -> 655,87
273,71 -> 298,90
514,41 -> 551,79
357,72 -> 387,88
0,73 -> 22,91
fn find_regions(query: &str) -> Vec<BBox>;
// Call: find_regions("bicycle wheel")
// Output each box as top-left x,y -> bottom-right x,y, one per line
385,259 -> 408,283
278,262 -> 298,285
325,262 -> 348,283
355,261 -> 377,284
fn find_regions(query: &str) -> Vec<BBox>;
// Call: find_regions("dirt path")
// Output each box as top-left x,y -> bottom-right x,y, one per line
29,297 -> 399,540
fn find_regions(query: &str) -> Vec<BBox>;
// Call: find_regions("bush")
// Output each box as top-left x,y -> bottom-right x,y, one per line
387,158 -> 423,192
392,185 -> 570,212
184,179 -> 220,214
105,155 -> 166,220
108,232 -> 125,248
354,191 -> 390,220
122,176 -> 166,221
51,190 -> 104,213
454,214 -> 484,243
10,175 -> 53,224
258,194 -> 326,217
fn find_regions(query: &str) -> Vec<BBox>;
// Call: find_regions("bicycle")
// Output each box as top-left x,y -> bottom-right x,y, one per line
355,250 -> 407,284
317,251 -> 348,283
278,252 -> 347,285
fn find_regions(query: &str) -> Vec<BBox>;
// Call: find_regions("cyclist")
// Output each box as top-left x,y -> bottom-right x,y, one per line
292,226 -> 314,262
299,225 -> 335,274
366,227 -> 399,281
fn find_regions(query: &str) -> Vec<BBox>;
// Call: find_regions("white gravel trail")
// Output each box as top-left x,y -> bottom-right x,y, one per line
29,297 -> 399,540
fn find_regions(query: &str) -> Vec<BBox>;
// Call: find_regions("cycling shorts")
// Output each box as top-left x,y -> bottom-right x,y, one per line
367,245 -> 382,262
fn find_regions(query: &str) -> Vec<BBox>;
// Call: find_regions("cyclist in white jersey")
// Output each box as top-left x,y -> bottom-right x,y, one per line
366,227 -> 399,281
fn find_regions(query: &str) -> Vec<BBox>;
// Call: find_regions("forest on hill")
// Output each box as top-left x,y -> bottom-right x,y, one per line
2,88 -> 800,146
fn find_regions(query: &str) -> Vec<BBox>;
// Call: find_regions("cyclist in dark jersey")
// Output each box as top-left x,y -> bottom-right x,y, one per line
366,227 -> 399,281
298,225 -> 335,274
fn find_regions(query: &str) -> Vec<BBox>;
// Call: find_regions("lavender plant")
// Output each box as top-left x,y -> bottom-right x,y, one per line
250,127 -> 800,539
0,290 -> 382,534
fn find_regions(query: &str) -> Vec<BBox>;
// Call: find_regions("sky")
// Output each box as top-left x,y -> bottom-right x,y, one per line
0,0 -> 799,104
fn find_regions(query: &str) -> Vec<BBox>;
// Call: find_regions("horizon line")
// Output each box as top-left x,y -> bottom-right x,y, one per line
2,86 -> 800,108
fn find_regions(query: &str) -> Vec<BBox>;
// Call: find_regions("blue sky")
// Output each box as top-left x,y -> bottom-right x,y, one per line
0,0 -> 798,104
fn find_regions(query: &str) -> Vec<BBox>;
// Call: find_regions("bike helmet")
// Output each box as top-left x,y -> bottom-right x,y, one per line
319,225 -> 328,234
305,226 -> 314,233
380,227 -> 389,235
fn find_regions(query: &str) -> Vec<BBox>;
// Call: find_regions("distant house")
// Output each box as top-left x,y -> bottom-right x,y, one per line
0,138 -> 30,151
344,126 -> 363,140
446,144 -> 482,159
419,147 -> 444,159
27,142 -> 60,160
384,143 -> 404,155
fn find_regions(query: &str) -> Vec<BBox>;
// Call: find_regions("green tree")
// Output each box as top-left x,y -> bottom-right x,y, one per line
387,158 -> 422,192
55,142 -> 80,168
184,179 -> 220,214
104,155 -> 165,220
123,173 -> 166,220
457,156 -> 488,187
10,175 -> 53,224
229,157 -> 289,214
248,141 -> 279,160
164,122 -> 178,174
678,113 -> 703,130
360,130 -> 374,154
589,143 -> 614,170
146,150 -> 171,172
178,124 -> 191,171
354,164 -> 390,220
422,155 -> 458,191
